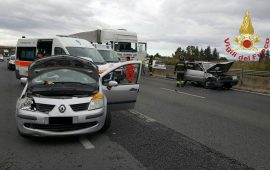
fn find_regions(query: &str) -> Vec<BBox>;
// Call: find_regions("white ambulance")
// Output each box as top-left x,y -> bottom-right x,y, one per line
15,36 -> 109,79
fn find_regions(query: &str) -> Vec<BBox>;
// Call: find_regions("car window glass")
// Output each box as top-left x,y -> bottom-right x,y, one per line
66,47 -> 105,64
195,64 -> 203,71
98,50 -> 119,62
187,63 -> 195,69
102,64 -> 140,85
54,47 -> 66,55
17,47 -> 36,61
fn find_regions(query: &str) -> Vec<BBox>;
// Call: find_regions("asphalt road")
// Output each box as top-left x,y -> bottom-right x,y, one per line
0,59 -> 269,170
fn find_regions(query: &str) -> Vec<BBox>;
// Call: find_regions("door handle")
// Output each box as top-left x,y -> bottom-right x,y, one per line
129,88 -> 138,92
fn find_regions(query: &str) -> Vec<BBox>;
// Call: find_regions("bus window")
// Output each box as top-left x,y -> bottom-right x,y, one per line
17,47 -> 36,61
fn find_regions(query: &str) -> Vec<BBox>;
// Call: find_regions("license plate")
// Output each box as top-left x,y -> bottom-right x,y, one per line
49,117 -> 73,125
232,76 -> 237,80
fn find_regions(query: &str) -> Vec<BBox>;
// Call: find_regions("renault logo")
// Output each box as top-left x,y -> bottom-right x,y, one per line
58,105 -> 66,113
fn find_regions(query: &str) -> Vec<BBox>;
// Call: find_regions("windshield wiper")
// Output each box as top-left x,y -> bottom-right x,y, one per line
52,82 -> 90,85
106,60 -> 119,63
94,62 -> 107,65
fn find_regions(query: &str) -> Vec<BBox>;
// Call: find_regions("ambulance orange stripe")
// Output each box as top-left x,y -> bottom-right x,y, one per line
15,61 -> 32,67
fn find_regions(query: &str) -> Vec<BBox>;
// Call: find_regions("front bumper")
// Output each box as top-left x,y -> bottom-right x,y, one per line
208,78 -> 238,87
16,108 -> 106,137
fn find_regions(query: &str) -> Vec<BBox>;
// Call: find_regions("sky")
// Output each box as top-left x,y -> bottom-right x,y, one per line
0,0 -> 269,58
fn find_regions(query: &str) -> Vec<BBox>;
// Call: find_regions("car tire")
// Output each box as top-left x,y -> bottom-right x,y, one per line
17,129 -> 30,138
223,83 -> 232,89
100,111 -> 111,133
204,79 -> 212,89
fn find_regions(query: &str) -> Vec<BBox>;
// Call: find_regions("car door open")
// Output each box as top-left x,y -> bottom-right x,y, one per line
101,61 -> 141,111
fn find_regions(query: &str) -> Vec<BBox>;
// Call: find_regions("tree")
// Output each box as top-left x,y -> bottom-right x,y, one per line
186,46 -> 192,61
199,48 -> 205,61
204,46 -> 212,61
219,57 -> 228,61
154,53 -> 162,59
266,50 -> 270,62
212,48 -> 219,61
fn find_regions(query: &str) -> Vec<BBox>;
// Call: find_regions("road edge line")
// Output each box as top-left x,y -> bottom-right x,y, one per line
129,110 -> 156,123
161,88 -> 205,99
233,88 -> 270,96
79,136 -> 95,149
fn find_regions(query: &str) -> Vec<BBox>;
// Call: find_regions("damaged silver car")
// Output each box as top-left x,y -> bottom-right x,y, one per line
184,61 -> 238,89
16,55 -> 141,137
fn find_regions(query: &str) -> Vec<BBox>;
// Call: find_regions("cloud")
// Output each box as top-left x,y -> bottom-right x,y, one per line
0,0 -> 269,57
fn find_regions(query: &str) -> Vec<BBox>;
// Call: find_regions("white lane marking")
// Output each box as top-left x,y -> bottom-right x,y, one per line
161,88 -> 205,99
233,89 -> 270,97
79,136 -> 95,149
129,110 -> 156,123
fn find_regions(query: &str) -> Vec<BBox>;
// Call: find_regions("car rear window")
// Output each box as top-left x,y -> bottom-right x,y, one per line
17,47 -> 36,61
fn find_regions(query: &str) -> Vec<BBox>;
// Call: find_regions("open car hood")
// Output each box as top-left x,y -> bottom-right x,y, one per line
28,55 -> 98,79
206,61 -> 234,74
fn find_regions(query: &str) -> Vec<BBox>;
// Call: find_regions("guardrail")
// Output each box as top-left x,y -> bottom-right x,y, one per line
158,65 -> 270,78
229,69 -> 270,77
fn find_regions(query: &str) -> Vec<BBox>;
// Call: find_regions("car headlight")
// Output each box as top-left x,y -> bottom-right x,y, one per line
232,76 -> 238,80
88,93 -> 104,111
19,97 -> 36,111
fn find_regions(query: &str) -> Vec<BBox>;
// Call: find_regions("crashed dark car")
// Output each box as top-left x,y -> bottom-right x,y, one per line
184,61 -> 238,89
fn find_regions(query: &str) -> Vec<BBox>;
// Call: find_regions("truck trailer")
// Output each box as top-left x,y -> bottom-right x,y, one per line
71,29 -> 147,61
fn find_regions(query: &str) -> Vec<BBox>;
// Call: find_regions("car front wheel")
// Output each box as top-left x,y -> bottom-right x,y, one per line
204,79 -> 212,89
223,83 -> 232,89
17,128 -> 30,138
100,111 -> 111,133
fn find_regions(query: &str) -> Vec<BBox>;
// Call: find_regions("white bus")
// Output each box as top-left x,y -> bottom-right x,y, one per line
71,29 -> 147,62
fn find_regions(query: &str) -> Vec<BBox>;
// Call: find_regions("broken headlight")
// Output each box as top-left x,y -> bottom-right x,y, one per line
19,97 -> 36,111
88,93 -> 104,111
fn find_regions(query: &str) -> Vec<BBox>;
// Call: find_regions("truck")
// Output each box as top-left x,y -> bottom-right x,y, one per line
71,29 -> 147,62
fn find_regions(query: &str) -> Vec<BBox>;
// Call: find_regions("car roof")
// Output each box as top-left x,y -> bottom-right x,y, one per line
17,37 -> 95,48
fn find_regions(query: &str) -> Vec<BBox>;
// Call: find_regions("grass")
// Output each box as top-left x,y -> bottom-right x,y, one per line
231,61 -> 270,71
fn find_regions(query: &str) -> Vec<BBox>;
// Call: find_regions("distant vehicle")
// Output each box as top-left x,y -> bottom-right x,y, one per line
0,54 -> 3,61
152,60 -> 166,70
4,49 -> 9,57
71,29 -> 147,61
16,56 -> 142,137
184,61 -> 238,89
7,55 -> 16,70
15,36 -> 109,80
146,60 -> 166,70
94,44 -> 120,63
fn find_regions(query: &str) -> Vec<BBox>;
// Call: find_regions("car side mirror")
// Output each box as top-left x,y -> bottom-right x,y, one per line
20,77 -> 28,84
107,80 -> 118,87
